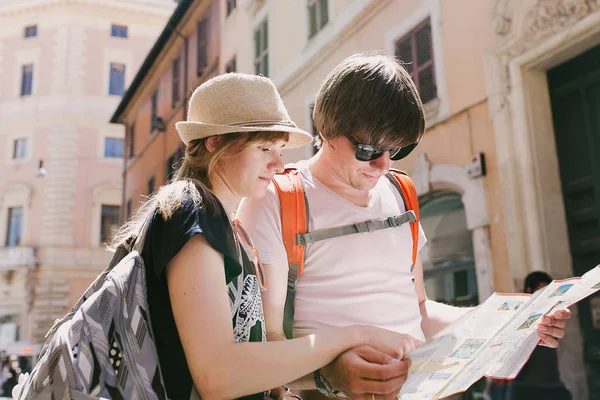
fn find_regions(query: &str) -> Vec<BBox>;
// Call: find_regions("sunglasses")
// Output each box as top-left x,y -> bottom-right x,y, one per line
233,219 -> 267,291
347,136 -> 418,162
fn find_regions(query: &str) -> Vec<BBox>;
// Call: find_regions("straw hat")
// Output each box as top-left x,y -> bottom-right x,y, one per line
176,73 -> 313,148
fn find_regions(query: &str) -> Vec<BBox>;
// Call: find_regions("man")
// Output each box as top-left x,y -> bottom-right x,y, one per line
238,53 -> 570,399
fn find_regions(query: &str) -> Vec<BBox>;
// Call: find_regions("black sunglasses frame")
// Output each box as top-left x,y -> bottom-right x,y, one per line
347,136 -> 418,162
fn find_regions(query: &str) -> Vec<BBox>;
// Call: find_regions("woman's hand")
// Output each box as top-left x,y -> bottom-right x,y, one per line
356,325 -> 421,360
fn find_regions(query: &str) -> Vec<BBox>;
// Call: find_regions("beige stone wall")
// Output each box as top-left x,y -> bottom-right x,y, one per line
120,0 -> 221,217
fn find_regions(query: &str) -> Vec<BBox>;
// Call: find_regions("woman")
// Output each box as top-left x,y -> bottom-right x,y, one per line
111,73 -> 417,400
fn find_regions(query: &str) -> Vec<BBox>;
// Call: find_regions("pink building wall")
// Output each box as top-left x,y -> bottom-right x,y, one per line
0,0 -> 174,343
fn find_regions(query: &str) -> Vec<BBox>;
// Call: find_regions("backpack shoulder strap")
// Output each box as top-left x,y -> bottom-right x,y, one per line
272,167 -> 309,339
272,167 -> 309,275
387,169 -> 420,264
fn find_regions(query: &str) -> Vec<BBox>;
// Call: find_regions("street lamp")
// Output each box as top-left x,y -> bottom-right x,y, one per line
36,160 -> 46,178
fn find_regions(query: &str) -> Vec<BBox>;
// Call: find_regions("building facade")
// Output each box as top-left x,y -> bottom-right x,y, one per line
111,0 -> 221,229
0,0 -> 174,349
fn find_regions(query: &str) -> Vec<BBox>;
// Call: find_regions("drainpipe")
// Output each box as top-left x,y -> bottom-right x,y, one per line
121,123 -> 130,224
166,26 -> 190,175
182,36 -> 189,120
167,27 -> 189,120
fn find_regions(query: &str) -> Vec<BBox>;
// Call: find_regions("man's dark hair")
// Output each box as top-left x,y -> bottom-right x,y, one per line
524,271 -> 553,293
313,52 -> 425,149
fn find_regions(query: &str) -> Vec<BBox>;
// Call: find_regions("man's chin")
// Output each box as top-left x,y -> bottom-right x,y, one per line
352,180 -> 378,192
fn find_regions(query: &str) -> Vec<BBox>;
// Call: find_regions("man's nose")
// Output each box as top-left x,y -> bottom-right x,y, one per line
369,151 -> 391,174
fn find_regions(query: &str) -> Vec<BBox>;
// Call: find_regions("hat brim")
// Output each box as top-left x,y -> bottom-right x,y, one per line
176,121 -> 314,148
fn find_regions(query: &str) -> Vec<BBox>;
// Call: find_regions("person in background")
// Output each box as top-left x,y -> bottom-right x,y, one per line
510,272 -> 572,400
490,271 -> 572,400
1,355 -> 19,397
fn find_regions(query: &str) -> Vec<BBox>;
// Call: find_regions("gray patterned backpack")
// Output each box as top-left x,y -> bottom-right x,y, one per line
14,221 -> 168,400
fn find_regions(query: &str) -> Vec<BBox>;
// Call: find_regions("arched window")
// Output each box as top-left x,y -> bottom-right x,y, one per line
420,192 -> 479,307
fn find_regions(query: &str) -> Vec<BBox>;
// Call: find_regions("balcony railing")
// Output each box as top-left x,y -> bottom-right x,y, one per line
0,246 -> 36,271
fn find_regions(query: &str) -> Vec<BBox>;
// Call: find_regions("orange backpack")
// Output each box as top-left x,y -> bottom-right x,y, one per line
272,167 -> 421,338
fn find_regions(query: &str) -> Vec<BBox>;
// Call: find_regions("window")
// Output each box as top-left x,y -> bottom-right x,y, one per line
100,205 -> 120,243
420,192 -> 478,307
111,24 -> 128,38
394,19 -> 437,104
12,138 -> 28,160
254,19 -> 268,77
226,0 -> 237,16
104,138 -> 124,158
21,64 -> 33,96
172,57 -> 181,107
308,0 -> 328,38
24,25 -> 37,38
6,207 -> 23,246
148,176 -> 155,195
128,122 -> 135,158
109,63 -> 126,96
151,89 -> 158,133
0,316 -> 18,343
166,146 -> 184,183
197,19 -> 208,75
225,57 -> 237,73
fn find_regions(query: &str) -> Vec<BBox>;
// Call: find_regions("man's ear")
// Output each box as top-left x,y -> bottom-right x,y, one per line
205,136 -> 220,153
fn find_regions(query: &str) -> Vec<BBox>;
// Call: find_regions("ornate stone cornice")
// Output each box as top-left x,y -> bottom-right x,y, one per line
520,0 -> 600,49
496,0 -> 600,57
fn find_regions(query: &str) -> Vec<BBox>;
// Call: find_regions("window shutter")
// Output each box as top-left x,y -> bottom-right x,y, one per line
395,37 -> 413,74
419,65 -> 437,104
263,21 -> 269,77
319,0 -> 329,29
415,21 -> 436,103
308,2 -> 317,38
394,19 -> 437,104
172,57 -> 181,106
254,29 -> 261,75
197,19 -> 208,74
415,23 -> 432,66
129,123 -> 135,158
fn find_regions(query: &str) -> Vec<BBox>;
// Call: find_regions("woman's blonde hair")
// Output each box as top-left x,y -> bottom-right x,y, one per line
109,131 -> 288,250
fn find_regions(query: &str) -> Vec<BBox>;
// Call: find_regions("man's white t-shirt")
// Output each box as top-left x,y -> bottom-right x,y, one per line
237,166 -> 427,342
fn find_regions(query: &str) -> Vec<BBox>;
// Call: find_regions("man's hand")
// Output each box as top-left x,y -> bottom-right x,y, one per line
321,346 -> 412,400
538,308 -> 571,348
